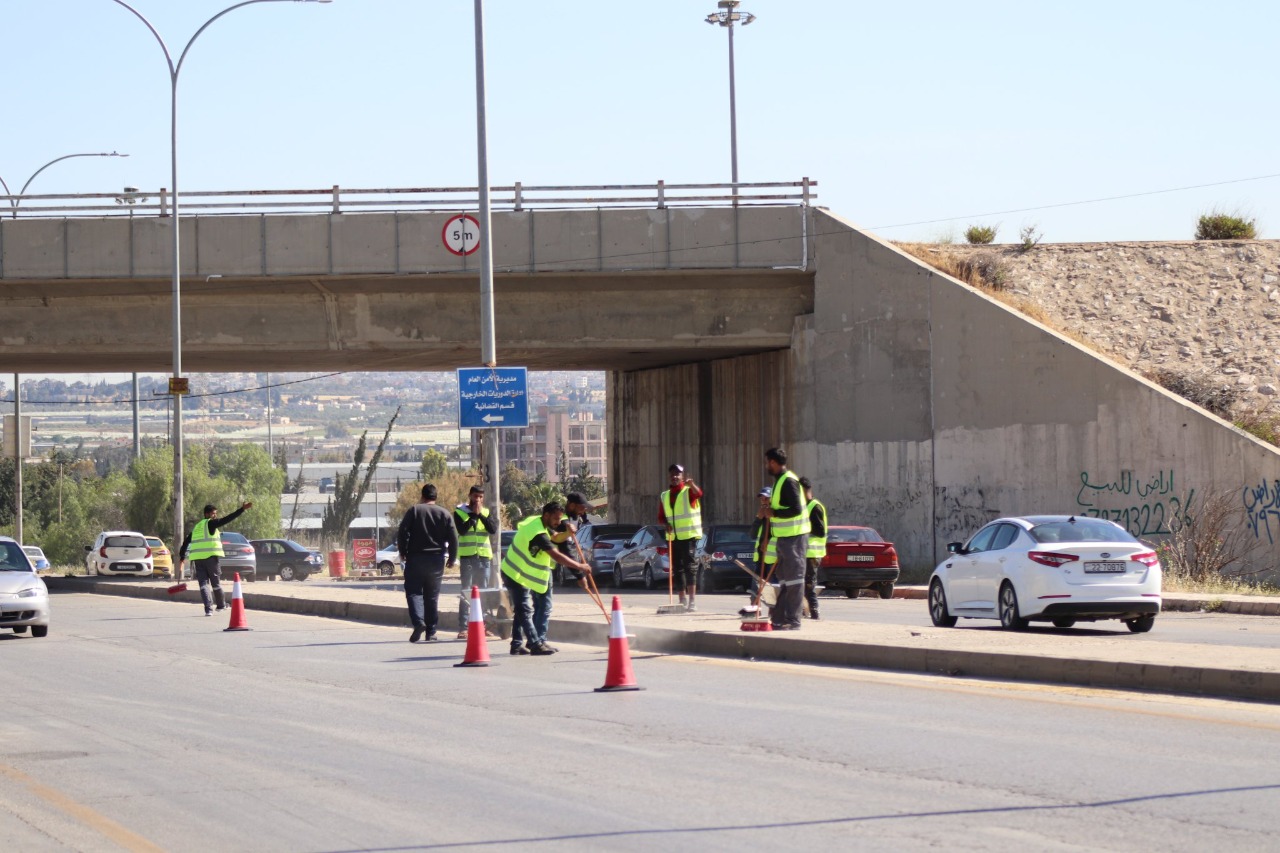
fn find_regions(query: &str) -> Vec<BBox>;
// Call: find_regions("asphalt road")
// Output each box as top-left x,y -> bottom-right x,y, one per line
306,577 -> 1280,649
3,595 -> 1279,851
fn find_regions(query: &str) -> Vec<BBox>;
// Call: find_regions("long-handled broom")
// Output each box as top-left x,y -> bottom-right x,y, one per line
740,522 -> 774,630
570,530 -> 611,625
656,530 -> 686,614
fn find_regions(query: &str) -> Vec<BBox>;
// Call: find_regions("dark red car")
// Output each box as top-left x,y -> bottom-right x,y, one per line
820,525 -> 899,599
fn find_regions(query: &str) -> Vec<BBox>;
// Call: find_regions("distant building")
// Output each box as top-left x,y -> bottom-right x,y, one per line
473,405 -> 606,482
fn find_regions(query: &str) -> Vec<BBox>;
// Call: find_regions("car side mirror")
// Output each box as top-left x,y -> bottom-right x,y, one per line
84,545 -> 92,552
623,540 -> 635,548
946,542 -> 963,555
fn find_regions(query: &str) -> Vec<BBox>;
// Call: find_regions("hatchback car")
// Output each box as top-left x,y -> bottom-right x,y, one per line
85,531 -> 154,577
146,537 -> 174,578
696,524 -> 757,593
929,515 -> 1161,632
252,538 -> 323,581
1,537 -> 49,637
820,526 -> 900,599
218,531 -> 257,582
577,523 -> 641,580
375,544 -> 401,576
22,545 -> 51,572
610,525 -> 671,589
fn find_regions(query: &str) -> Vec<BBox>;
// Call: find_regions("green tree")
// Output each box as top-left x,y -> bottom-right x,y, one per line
322,407 -> 400,546
564,462 -> 606,502
420,448 -> 448,481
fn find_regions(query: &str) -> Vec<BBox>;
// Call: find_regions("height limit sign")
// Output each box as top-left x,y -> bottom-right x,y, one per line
442,214 -> 480,256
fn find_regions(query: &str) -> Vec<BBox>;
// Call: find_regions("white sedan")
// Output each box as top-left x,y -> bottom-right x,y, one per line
375,545 -> 401,576
928,515 -> 1161,633
1,537 -> 50,637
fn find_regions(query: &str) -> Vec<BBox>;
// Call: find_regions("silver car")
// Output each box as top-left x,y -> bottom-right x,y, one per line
218,531 -> 258,582
1,537 -> 50,637
610,525 -> 672,589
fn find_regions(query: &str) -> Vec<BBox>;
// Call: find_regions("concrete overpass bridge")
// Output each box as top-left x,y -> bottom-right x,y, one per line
3,181 -> 1278,574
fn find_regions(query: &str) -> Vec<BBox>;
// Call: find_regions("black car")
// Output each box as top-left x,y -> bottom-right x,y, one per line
696,524 -> 758,593
250,539 -> 324,581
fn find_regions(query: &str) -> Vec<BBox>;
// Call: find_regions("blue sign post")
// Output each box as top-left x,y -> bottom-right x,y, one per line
457,367 -> 529,429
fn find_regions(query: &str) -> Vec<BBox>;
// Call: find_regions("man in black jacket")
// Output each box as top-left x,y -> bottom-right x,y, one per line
396,483 -> 459,643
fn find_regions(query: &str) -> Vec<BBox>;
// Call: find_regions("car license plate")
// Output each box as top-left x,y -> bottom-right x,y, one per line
115,563 -> 140,570
1084,561 -> 1127,573
847,554 -> 874,563
736,553 -> 753,560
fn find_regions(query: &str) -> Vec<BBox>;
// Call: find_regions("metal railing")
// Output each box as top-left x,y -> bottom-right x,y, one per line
0,179 -> 816,219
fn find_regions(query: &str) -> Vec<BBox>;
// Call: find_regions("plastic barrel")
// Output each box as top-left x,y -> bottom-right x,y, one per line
328,550 -> 347,578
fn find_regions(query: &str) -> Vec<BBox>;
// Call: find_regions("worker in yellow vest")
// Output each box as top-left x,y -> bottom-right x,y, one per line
800,477 -> 827,621
501,501 -> 592,656
761,448 -> 810,630
178,501 -> 252,616
454,485 -> 497,638
658,463 -> 704,611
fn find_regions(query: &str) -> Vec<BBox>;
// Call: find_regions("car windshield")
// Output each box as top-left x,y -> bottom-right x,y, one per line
589,525 -> 640,540
1,542 -> 33,571
712,528 -> 755,547
1029,519 -> 1138,544
105,535 -> 147,548
145,538 -> 164,548
827,528 -> 883,543
23,546 -> 46,558
220,532 -> 249,544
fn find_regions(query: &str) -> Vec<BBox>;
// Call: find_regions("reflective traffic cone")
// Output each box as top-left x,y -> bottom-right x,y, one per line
454,585 -> 491,668
595,596 -> 643,692
223,573 -> 251,632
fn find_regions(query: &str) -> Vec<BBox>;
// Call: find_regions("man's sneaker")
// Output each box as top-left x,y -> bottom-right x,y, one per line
424,633 -> 438,642
456,629 -> 468,639
686,602 -> 698,613
204,610 -> 213,617
510,645 -> 530,656
215,605 -> 228,612
410,627 -> 424,643
810,611 -> 821,621
529,643 -> 558,655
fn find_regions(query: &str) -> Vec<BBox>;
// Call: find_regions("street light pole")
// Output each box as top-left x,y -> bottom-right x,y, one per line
108,0 -> 333,554
0,152 -> 128,218
704,1 -> 756,190
473,0 -> 502,555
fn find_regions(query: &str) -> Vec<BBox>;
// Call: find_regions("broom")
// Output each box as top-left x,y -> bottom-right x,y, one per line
570,530 -> 611,624
740,521 -> 774,630
656,530 -> 686,614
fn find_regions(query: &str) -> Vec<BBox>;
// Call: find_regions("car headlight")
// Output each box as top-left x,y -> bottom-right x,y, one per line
19,587 -> 46,598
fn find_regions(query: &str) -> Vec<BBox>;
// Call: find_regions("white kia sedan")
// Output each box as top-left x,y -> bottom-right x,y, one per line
928,515 -> 1161,633
1,536 -> 50,637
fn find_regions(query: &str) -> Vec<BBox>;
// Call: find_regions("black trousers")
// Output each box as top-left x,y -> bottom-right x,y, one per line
193,556 -> 225,612
404,552 -> 446,635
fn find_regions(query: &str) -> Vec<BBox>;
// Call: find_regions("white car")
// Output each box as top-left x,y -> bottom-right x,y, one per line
1,536 -> 50,637
928,515 -> 1161,633
85,531 -> 155,577
375,545 -> 401,576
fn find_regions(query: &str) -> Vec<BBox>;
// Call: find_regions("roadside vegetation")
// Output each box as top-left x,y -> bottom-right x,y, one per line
963,224 -> 997,245
1195,210 -> 1258,240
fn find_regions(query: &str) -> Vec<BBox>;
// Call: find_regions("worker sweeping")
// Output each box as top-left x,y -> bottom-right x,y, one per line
658,463 -> 703,613
762,448 -> 810,631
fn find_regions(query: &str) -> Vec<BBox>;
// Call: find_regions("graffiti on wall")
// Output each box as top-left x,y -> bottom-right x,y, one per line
1243,479 -> 1280,544
935,485 -> 1001,544
1075,469 -> 1193,538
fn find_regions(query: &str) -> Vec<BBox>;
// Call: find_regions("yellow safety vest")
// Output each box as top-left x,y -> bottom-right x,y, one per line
755,523 -> 777,565
659,487 -> 703,541
455,506 -> 493,558
187,518 -> 223,560
805,499 -> 828,559
769,471 -> 812,538
501,515 -> 553,594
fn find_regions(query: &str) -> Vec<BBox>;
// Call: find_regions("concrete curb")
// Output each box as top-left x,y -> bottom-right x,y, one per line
47,578 -> 1280,704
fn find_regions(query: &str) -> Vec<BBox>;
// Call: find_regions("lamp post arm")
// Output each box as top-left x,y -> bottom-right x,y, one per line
176,0 -> 289,79
107,0 -> 177,81
17,153 -> 127,197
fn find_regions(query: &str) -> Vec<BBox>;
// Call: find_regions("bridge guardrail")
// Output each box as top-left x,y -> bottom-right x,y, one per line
1,179 -> 816,219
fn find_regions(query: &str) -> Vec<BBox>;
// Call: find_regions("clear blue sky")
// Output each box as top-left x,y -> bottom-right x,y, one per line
4,0 -> 1278,386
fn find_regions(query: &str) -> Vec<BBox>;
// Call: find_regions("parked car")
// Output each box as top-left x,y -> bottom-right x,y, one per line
85,531 -> 154,577
928,515 -> 1162,632
21,545 -> 51,572
695,524 -> 757,593
610,525 -> 671,589
577,523 -> 642,579
218,531 -> 257,582
375,545 -> 401,576
146,537 -> 174,578
819,525 -> 900,599
252,539 -> 324,581
1,537 -> 49,637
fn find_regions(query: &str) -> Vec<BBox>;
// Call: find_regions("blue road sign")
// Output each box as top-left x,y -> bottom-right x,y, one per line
457,367 -> 529,429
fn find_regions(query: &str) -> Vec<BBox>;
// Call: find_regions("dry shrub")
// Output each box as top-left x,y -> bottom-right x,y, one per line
897,244 -> 1009,290
1149,369 -> 1239,419
1235,411 -> 1280,447
1156,487 -> 1275,583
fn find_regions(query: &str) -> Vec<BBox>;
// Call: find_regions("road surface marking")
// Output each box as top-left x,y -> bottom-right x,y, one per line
0,762 -> 163,853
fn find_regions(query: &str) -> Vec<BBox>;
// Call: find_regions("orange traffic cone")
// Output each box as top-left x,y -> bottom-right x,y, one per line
223,573 -> 251,632
595,596 -> 643,692
454,585 -> 491,668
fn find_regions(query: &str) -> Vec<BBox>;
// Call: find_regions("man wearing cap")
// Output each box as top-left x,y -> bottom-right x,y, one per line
747,486 -> 776,606
178,501 -> 253,617
397,483 -> 459,643
658,463 -> 704,612
502,501 -> 593,656
532,492 -> 600,648
762,447 -> 810,630
454,485 -> 497,639
800,476 -> 826,621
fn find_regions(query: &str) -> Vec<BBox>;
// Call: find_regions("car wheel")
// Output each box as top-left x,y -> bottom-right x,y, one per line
1125,614 -> 1155,633
378,561 -> 395,577
844,588 -> 859,599
643,564 -> 655,590
612,563 -> 624,589
876,581 -> 894,600
279,564 -> 296,582
929,580 -> 958,627
12,626 -> 28,634
1052,618 -> 1077,629
999,582 -> 1028,631
31,626 -> 48,638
